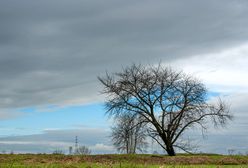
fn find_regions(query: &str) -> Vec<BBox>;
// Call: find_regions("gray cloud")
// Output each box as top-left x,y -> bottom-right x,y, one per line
184,93 -> 248,154
0,93 -> 247,154
0,119 -> 247,154
0,0 -> 248,110
0,127 -> 114,154
0,0 -> 248,154
0,109 -> 25,120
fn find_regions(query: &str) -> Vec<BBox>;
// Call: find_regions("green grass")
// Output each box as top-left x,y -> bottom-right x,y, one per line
1,163 -> 248,168
0,154 -> 247,168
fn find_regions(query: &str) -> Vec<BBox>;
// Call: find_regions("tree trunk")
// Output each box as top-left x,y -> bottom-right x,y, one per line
153,122 -> 177,156
166,144 -> 176,156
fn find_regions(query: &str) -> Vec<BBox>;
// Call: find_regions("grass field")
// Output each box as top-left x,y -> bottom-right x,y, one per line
0,154 -> 247,168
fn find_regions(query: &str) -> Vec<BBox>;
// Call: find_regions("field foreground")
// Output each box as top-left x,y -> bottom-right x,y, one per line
0,154 -> 248,168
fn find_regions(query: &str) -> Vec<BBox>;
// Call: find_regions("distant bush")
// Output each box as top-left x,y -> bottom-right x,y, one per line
52,149 -> 64,155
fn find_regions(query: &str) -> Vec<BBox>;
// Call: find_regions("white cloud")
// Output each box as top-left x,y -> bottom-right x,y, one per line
90,143 -> 115,154
0,140 -> 71,147
184,92 -> 248,154
168,43 -> 248,93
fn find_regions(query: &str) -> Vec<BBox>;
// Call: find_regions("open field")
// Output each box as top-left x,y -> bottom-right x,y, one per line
0,154 -> 248,168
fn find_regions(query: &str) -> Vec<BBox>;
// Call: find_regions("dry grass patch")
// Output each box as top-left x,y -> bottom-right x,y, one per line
0,154 -> 247,167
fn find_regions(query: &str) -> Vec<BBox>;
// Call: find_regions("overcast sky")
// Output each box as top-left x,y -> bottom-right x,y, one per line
0,0 -> 247,154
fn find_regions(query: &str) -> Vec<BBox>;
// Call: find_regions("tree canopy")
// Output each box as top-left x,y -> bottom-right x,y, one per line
111,113 -> 147,154
99,64 -> 233,156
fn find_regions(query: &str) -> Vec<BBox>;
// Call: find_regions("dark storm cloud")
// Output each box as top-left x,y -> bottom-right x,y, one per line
1,0 -> 248,110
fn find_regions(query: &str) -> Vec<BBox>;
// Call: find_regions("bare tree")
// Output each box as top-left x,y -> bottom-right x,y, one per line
98,64 -> 232,156
111,113 -> 147,154
75,145 -> 91,155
